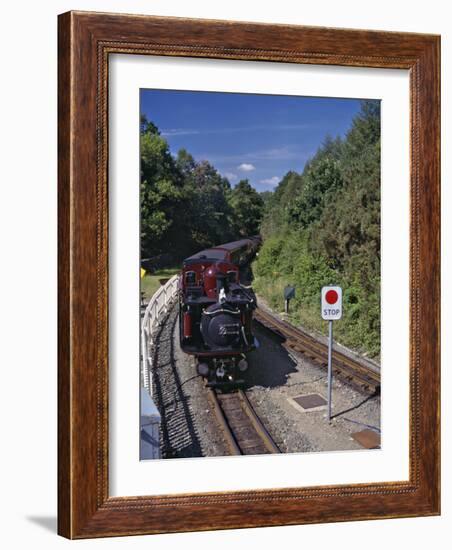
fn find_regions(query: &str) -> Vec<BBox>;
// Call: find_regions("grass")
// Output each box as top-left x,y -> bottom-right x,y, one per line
253,274 -> 324,334
141,268 -> 180,301
253,274 -> 380,360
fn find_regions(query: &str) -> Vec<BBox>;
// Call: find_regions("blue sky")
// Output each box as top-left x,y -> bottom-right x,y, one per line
140,89 -> 363,192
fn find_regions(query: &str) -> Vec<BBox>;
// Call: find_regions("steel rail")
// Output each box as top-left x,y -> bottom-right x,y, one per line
207,387 -> 280,456
254,307 -> 380,395
206,388 -> 241,456
237,390 -> 280,454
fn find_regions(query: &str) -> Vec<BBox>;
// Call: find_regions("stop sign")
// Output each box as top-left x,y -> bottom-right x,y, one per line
325,289 -> 338,304
321,286 -> 342,320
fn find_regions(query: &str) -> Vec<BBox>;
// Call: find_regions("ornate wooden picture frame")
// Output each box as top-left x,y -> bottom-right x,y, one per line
58,11 -> 440,538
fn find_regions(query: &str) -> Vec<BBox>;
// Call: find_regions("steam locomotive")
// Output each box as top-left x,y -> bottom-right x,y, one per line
179,237 -> 260,385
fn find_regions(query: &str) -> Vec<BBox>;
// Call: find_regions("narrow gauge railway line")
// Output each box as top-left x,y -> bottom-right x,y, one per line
254,307 -> 380,395
207,388 -> 281,456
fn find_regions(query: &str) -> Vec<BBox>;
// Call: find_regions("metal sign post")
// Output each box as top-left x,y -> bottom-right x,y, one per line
327,320 -> 333,422
321,286 -> 342,423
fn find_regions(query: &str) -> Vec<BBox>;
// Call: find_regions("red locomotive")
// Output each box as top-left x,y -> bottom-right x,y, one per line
179,237 -> 260,385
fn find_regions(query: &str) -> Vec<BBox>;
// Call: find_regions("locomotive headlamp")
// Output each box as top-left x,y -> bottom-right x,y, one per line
238,358 -> 248,372
197,362 -> 209,377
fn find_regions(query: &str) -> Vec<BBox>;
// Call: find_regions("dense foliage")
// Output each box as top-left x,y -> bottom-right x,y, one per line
254,101 -> 381,357
140,116 -> 263,260
141,101 -> 381,357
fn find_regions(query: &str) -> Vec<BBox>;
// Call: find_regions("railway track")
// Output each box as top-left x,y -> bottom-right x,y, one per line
254,307 -> 380,395
207,388 -> 281,456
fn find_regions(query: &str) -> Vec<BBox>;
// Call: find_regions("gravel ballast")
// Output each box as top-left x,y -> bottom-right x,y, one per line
149,300 -> 381,459
151,303 -> 230,458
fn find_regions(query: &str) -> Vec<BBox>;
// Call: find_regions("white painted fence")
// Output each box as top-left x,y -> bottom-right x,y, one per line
141,274 -> 179,394
140,274 -> 179,460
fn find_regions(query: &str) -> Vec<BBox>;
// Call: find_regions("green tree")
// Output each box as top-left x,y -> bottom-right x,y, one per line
288,154 -> 343,229
175,148 -> 196,177
229,179 -> 264,237
140,116 -> 191,258
183,159 -> 235,249
254,100 -> 382,357
260,171 -> 302,237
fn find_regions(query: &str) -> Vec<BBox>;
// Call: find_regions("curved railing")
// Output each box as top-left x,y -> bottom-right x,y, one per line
141,274 -> 179,393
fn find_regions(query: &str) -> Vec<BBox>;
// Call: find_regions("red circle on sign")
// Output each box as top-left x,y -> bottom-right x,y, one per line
325,290 -> 338,304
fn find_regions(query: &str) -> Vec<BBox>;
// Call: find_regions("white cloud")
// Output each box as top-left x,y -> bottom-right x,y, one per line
224,172 -> 238,181
160,122 -> 318,141
259,176 -> 280,187
161,128 -> 200,136
200,146 -> 314,164
237,163 -> 255,172
162,124 -> 314,137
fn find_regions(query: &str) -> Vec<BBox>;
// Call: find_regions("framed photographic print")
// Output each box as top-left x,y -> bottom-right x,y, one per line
58,11 -> 440,538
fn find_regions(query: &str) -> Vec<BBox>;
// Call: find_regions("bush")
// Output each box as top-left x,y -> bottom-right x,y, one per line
253,100 -> 381,359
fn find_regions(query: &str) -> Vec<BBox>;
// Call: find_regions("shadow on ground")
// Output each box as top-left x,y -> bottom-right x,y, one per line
331,392 -> 380,421
152,307 -> 203,459
243,322 -> 298,389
